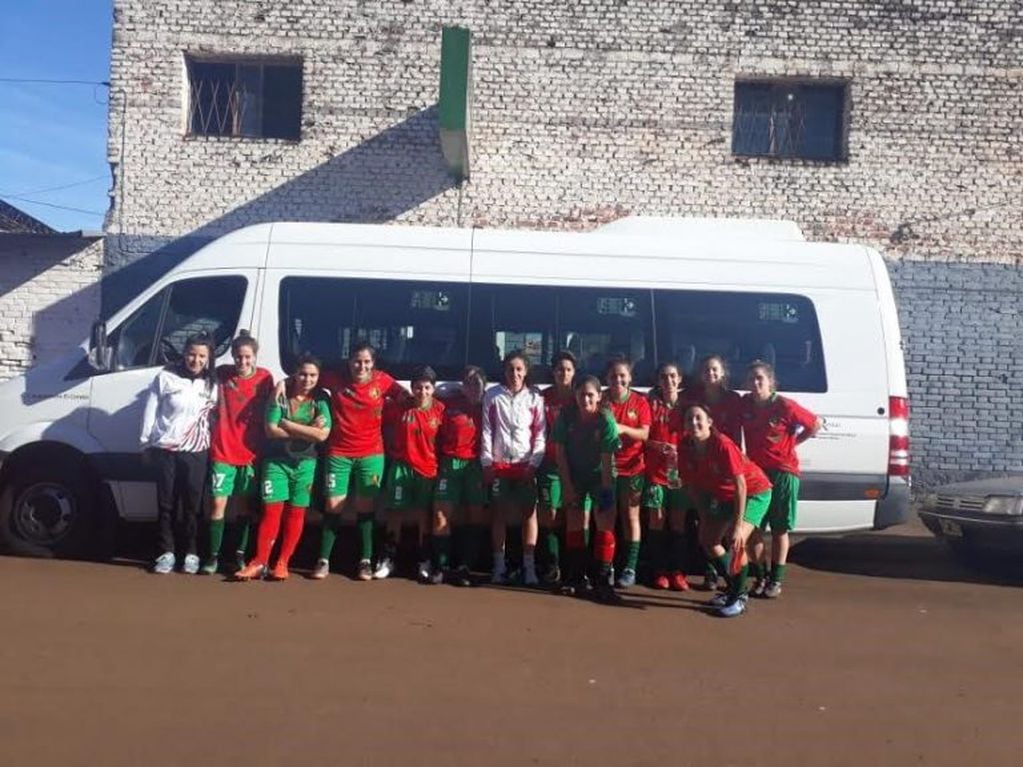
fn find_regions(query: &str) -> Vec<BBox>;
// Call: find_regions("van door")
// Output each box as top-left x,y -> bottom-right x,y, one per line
87,271 -> 256,519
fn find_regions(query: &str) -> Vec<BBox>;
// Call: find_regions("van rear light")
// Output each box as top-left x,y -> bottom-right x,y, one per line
888,396 -> 910,477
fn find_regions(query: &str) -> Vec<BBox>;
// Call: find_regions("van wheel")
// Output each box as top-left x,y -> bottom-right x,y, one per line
0,462 -> 98,558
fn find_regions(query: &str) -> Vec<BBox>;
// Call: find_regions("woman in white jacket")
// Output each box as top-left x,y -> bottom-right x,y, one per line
140,333 -> 218,574
481,350 -> 546,585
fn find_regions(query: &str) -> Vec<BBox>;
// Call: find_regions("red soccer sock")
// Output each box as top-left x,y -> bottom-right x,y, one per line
593,529 -> 616,566
254,501 -> 285,565
277,505 -> 306,567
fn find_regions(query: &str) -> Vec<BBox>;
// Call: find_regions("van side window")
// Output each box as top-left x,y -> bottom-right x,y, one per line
468,285 -> 654,384
278,277 -> 469,380
654,290 -> 827,392
107,276 -> 247,371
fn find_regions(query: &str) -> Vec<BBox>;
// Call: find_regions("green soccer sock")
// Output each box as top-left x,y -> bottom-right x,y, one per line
711,552 -> 731,580
545,529 -> 560,565
319,513 -> 341,560
625,540 -> 641,571
235,517 -> 251,558
208,518 -> 225,558
771,563 -> 787,583
357,513 -> 375,561
730,563 -> 750,599
750,561 -> 767,581
433,534 -> 451,569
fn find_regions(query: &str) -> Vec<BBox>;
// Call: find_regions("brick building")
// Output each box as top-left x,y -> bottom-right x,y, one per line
26,0 -> 1023,486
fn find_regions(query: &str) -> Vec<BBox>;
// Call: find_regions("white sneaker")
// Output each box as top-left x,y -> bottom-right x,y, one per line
417,560 -> 432,583
373,557 -> 394,580
153,552 -> 175,574
182,554 -> 200,575
310,558 -> 330,580
716,594 -> 749,618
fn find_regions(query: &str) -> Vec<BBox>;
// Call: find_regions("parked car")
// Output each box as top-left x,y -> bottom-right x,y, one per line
919,475 -> 1023,552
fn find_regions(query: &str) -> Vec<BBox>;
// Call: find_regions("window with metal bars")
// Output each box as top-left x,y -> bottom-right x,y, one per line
185,56 -> 303,140
731,80 -> 848,161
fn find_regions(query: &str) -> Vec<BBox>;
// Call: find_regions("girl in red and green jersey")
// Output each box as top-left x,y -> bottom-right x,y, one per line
603,358 -> 651,589
741,361 -> 821,598
203,332 -> 273,575
643,362 -> 690,591
374,366 -> 445,583
681,354 -> 743,445
681,354 -> 743,590
313,342 -> 408,581
235,355 -> 331,581
538,351 -> 578,585
434,365 -> 487,587
553,376 -> 620,602
678,403 -> 773,618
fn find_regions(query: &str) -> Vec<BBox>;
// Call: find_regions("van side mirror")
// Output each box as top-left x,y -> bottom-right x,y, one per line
89,320 -> 111,371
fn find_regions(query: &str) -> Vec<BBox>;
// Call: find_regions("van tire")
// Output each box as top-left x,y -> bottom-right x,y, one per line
0,461 -> 100,559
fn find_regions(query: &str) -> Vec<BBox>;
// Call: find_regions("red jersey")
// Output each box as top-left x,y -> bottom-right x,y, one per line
680,384 -> 743,445
437,391 -> 482,460
387,399 -> 445,478
210,366 -> 273,465
740,393 -> 818,476
320,370 -> 405,458
541,387 -> 575,465
678,430 -> 772,503
645,394 -> 683,486
605,390 -> 652,477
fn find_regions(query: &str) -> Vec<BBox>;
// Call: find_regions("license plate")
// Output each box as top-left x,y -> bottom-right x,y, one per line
939,519 -> 964,538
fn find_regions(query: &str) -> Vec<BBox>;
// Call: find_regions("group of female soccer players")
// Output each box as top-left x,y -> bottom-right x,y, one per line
140,330 -> 820,618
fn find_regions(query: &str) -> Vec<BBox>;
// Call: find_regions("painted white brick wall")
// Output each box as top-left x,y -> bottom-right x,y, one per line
0,236 -> 103,378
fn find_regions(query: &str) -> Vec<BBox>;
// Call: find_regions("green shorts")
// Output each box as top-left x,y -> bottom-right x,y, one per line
615,474 -> 645,505
434,457 -> 485,507
706,490 -> 773,527
575,480 -> 616,514
761,471 -> 800,532
262,458 -> 317,507
642,483 -> 689,513
210,462 -> 257,498
325,454 -> 384,500
537,466 -> 563,510
490,474 -> 537,509
385,460 -> 436,511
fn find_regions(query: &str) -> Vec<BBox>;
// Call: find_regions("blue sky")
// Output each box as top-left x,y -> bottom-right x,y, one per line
0,1 -> 112,232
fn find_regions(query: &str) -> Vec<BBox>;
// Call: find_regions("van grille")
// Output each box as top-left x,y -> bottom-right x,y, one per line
935,495 -> 985,513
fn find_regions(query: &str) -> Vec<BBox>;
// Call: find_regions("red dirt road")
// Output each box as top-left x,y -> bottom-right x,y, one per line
1,523 -> 1020,767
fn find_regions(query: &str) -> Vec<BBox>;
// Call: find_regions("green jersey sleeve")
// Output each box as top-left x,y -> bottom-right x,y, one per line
266,395 -> 284,428
599,410 -> 621,454
314,397 -> 332,430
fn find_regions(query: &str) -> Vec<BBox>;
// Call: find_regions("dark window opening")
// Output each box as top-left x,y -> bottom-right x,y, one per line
186,56 -> 303,140
732,80 -> 847,161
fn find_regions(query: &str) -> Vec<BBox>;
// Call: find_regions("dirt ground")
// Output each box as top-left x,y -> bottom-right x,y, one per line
1,519 -> 1021,767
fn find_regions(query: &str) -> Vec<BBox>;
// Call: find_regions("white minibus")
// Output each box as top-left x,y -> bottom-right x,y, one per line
0,217 -> 910,557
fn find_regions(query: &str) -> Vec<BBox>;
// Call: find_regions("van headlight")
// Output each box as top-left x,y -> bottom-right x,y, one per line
983,496 -> 1023,516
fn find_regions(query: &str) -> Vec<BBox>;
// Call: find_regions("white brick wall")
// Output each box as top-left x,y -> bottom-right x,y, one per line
0,236 -> 102,378
94,1 -> 1023,487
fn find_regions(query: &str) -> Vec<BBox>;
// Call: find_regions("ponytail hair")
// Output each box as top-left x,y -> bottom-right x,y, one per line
231,329 -> 259,356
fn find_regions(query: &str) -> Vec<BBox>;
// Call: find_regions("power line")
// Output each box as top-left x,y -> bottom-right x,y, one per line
0,77 -> 109,86
0,175 -> 108,198
1,194 -> 105,217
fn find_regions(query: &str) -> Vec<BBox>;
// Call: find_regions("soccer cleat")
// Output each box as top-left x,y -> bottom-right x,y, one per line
310,558 -> 330,580
182,554 -> 201,575
233,550 -> 247,574
616,568 -> 637,589
428,567 -> 445,585
701,571 -> 719,592
234,561 -> 267,581
542,563 -> 561,585
716,594 -> 749,618
357,559 -> 373,582
523,567 -> 539,587
373,557 -> 394,580
668,571 -> 691,592
750,577 -> 768,598
764,580 -> 783,599
417,560 -> 433,583
152,552 -> 175,575
708,591 -> 731,608
652,571 -> 670,590
593,580 -> 623,605
269,563 -> 290,581
453,565 -> 472,587
199,556 -> 219,576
